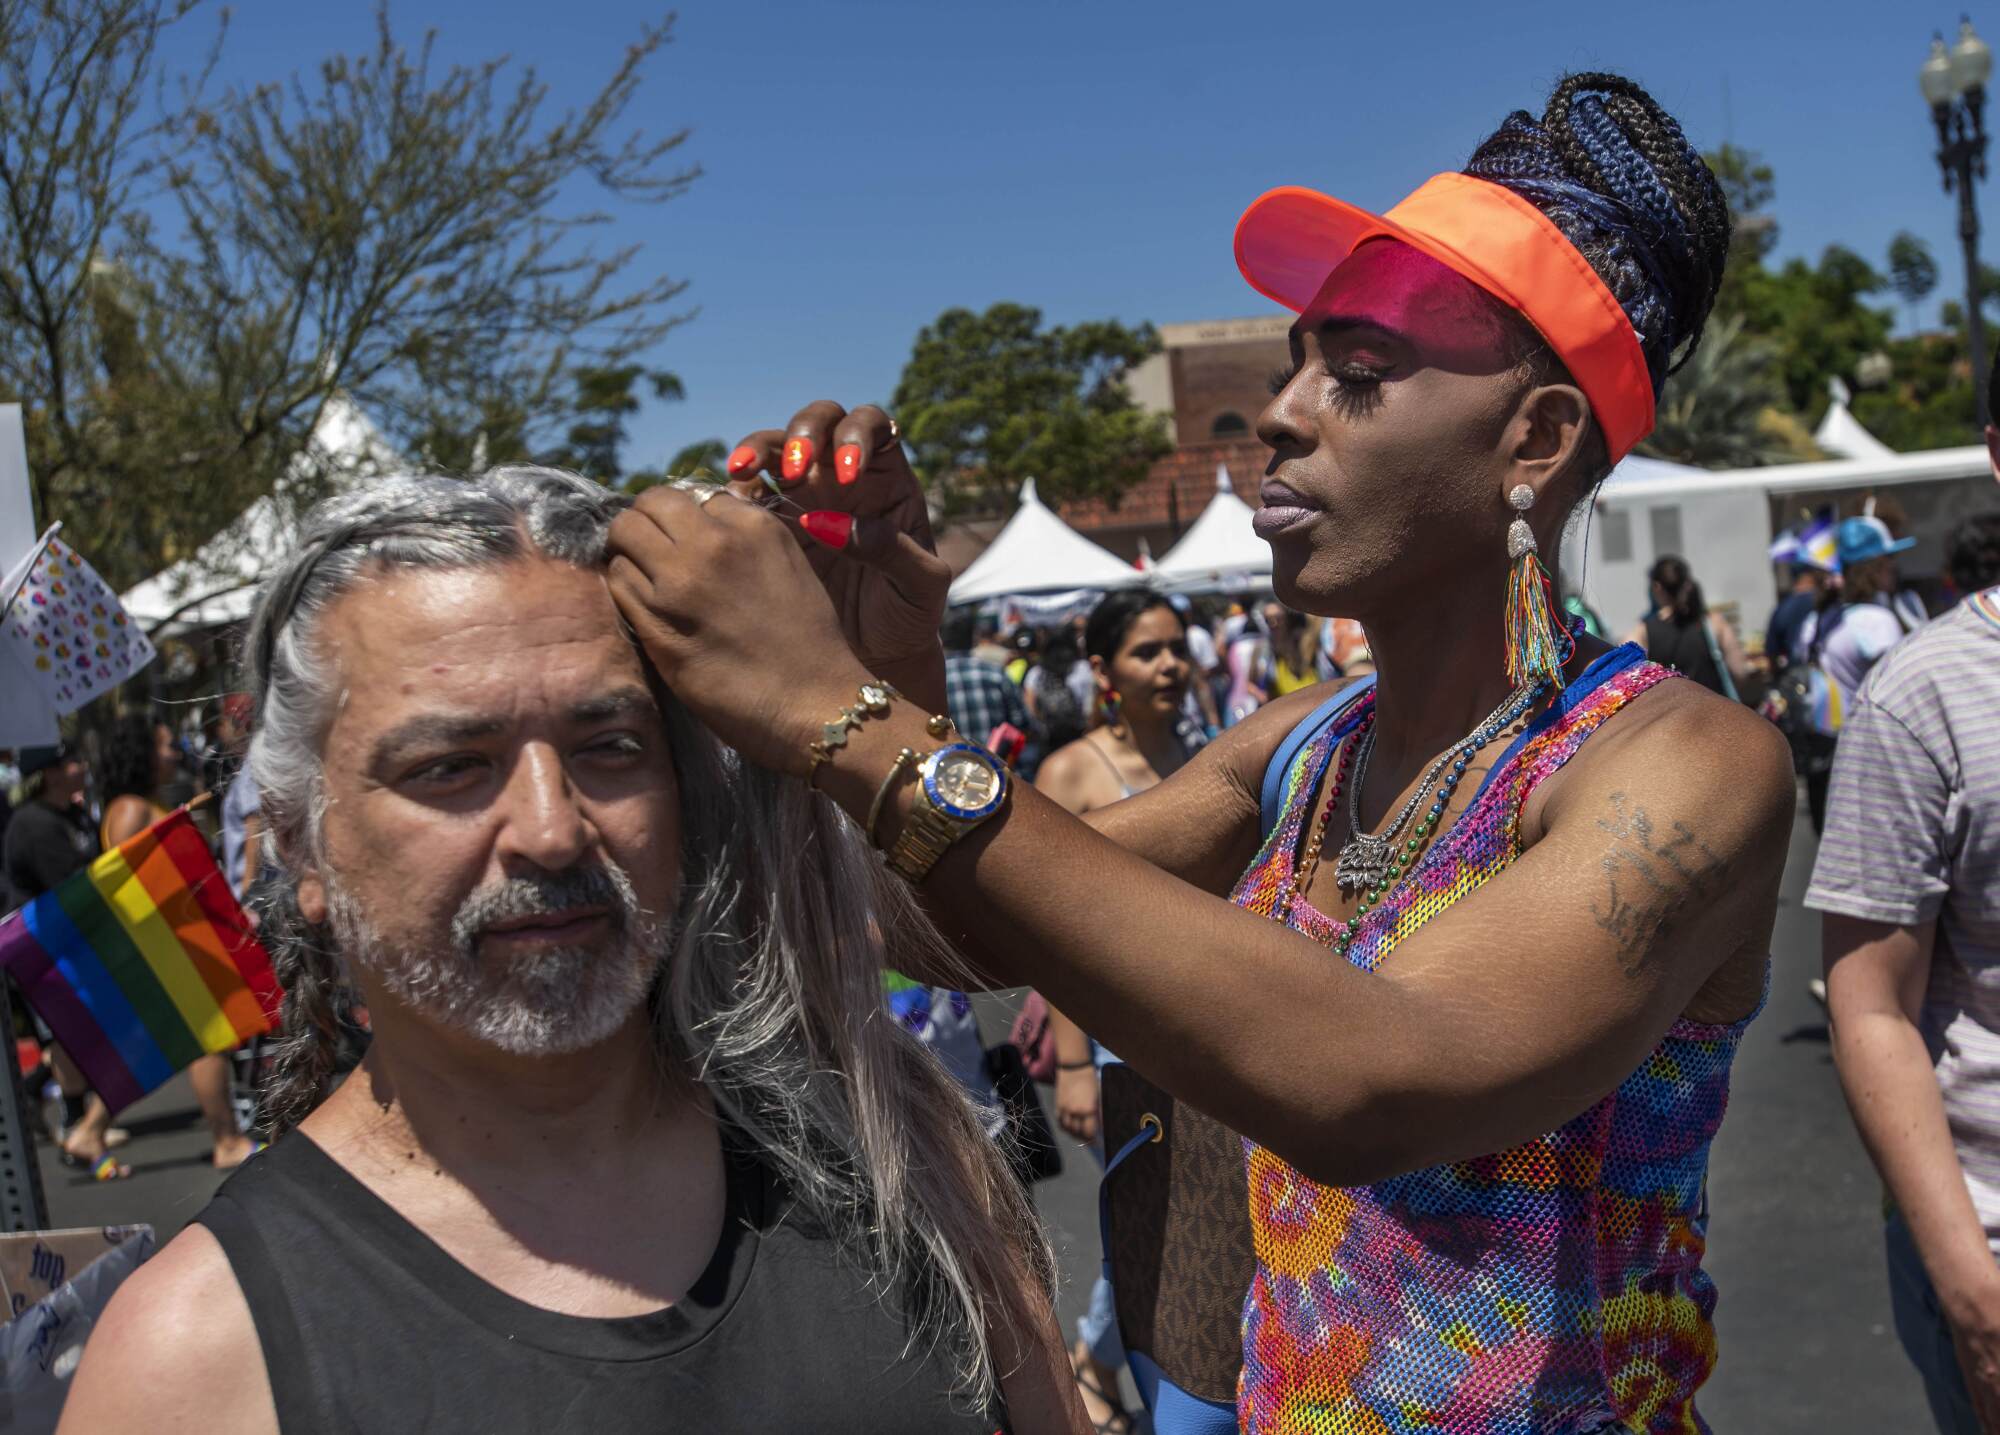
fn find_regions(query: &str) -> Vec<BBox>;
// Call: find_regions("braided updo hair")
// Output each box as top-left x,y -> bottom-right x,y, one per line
1462,73 -> 1730,474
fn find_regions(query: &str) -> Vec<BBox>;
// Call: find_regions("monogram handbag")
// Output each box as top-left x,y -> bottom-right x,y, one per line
1099,1062 -> 1253,1418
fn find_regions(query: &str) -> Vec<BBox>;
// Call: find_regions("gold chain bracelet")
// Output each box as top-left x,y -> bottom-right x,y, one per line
806,681 -> 955,787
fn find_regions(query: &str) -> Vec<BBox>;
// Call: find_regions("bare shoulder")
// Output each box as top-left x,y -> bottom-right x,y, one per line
1602,676 -> 1788,797
1080,680 -> 1364,892
1528,675 -> 1790,1016
59,1224 -> 276,1435
102,793 -> 153,845
1536,676 -> 1791,850
1032,739 -> 1089,790
1033,739 -> 1106,815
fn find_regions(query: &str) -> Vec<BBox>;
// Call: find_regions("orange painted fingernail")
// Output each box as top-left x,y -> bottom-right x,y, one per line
800,511 -> 853,549
726,444 -> 758,476
782,436 -> 813,480
835,443 -> 863,485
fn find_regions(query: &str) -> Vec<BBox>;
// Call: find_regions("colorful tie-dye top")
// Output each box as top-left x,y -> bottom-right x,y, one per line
1230,647 -> 1760,1435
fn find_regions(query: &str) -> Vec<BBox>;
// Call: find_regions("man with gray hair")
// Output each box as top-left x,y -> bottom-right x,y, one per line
61,468 -> 1080,1434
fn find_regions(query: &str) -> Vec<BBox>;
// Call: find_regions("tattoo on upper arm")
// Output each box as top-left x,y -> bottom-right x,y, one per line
1591,791 -> 1727,976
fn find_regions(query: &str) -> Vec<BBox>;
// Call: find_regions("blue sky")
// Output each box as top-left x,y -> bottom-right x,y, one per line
158,1 -> 1988,469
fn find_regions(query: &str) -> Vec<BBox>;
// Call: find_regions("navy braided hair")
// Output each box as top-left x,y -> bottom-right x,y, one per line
1462,73 -> 1730,478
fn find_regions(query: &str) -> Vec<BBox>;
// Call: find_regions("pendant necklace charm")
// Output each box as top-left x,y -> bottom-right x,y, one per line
1332,732 -> 1412,893
1333,680 -> 1542,896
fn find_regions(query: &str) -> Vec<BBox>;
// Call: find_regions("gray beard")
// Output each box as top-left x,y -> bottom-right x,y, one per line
326,859 -> 670,1057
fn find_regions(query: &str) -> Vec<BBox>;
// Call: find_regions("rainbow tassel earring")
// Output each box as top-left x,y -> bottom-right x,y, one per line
1099,685 -> 1127,738
1503,484 -> 1571,690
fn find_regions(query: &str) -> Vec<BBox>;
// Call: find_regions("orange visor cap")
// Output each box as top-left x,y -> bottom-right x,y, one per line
1234,172 -> 1656,463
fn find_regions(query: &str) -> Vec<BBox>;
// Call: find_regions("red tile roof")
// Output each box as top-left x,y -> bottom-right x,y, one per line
1059,439 -> 1267,533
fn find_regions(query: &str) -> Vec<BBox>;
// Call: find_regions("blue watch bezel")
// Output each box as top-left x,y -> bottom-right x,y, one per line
921,742 -> 1009,821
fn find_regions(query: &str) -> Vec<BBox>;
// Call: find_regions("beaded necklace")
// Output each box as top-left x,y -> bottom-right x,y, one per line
1328,727 -> 1457,893
1332,681 -> 1539,893
1282,707 -> 1375,920
1284,682 -> 1542,953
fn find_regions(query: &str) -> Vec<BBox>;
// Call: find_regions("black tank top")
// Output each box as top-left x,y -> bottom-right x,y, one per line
195,1131 -> 1007,1433
1642,613 -> 1727,695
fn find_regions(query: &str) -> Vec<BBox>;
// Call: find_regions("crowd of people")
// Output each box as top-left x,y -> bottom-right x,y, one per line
0,66 -> 1995,1435
930,498 -> 2000,1428
951,595 -> 1375,777
2,706 -> 265,1178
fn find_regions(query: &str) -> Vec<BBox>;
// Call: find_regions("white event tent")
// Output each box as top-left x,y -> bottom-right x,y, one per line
948,477 -> 1145,606
1152,463 -> 1269,592
1814,396 -> 1900,463
121,395 -> 400,633
1572,393 -> 1990,636
1813,378 -> 1898,462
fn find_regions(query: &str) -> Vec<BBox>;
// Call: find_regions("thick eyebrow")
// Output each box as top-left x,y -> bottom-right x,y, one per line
566,686 -> 659,725
368,713 -> 507,771
1313,314 -> 1407,345
1287,313 -> 1409,359
366,685 -> 659,771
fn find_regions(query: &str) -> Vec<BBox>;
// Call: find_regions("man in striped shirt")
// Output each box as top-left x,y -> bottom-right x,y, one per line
1814,511 -> 2000,1434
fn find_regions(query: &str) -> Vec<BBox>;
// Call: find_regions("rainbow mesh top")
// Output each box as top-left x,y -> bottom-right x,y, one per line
1231,648 -> 1759,1435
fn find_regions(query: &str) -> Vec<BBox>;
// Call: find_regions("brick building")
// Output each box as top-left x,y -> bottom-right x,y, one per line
1060,314 -> 1287,563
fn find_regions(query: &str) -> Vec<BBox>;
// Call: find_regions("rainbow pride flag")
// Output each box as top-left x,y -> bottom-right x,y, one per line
0,807 -> 279,1114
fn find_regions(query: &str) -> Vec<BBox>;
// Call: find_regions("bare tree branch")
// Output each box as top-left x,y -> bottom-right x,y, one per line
0,0 -> 697,593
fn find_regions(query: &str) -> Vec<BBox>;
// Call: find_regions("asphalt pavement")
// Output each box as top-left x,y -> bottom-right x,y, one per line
1699,792 -> 1928,1430
32,793 -> 1933,1430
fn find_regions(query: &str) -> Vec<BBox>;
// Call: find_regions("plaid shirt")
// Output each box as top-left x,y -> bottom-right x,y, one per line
944,653 -> 1032,746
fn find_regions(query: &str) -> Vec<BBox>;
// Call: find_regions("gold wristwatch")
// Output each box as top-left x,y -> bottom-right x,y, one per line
884,742 -> 1011,884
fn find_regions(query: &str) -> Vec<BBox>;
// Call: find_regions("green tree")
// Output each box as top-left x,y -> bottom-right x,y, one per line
1705,144 -> 1778,323
665,438 -> 726,476
891,303 -> 1172,514
1852,329 -> 1981,450
538,367 -> 729,491
1706,144 -> 1778,263
1638,315 -> 1800,467
0,0 -> 697,592
541,365 -> 686,482
1726,245 -> 1895,414
1887,232 -> 1940,331
1939,263 -> 2000,326
1696,146 -> 1979,450
615,437 -> 726,494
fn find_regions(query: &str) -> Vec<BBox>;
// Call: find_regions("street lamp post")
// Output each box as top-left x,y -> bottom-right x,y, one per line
1923,19 -> 1996,428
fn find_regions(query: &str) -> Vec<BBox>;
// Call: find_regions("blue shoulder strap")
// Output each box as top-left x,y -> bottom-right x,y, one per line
1258,676 -> 1376,840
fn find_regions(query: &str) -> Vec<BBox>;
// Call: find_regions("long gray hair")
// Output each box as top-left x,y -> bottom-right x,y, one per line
240,466 -> 1050,1404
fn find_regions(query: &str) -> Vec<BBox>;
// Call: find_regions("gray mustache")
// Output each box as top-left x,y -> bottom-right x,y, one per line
451,865 -> 635,955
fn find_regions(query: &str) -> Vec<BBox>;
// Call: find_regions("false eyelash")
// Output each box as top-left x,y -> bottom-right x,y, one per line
1270,360 -> 1387,417
1326,376 -> 1385,418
